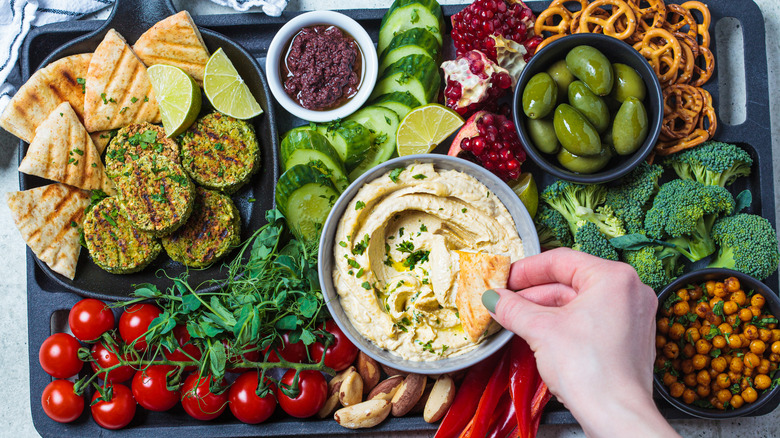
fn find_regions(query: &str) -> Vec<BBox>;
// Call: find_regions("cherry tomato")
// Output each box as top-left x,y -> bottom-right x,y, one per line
264,331 -> 309,363
90,383 -> 136,430
91,341 -> 135,383
181,373 -> 227,421
68,298 -> 115,342
310,320 -> 358,371
228,372 -> 276,424
225,340 -> 261,372
277,369 -> 327,418
131,365 -> 180,412
39,333 -> 83,378
162,325 -> 202,371
118,303 -> 162,351
41,380 -> 84,423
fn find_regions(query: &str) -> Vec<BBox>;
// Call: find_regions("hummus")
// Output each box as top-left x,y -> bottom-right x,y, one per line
332,163 -> 524,361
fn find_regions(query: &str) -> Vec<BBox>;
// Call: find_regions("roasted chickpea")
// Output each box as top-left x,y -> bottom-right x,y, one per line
716,388 -> 732,404
673,301 -> 691,316
759,328 -> 773,343
724,277 -> 741,293
726,314 -> 739,326
677,288 -> 691,301
729,371 -> 743,384
664,342 -> 680,359
750,340 -> 767,355
682,388 -> 697,404
655,357 -> 668,369
758,359 -> 771,375
723,301 -> 739,315
718,323 -> 733,335
744,366 -> 754,377
709,297 -> 724,310
681,359 -> 695,375
656,335 -> 667,348
671,358 -> 682,371
661,305 -> 672,317
694,302 -> 710,318
696,384 -> 711,398
771,330 -> 780,343
663,372 -> 677,387
711,357 -> 728,373
739,308 -> 754,322
669,323 -> 686,340
695,339 -> 712,355
772,341 -> 780,355
745,325 -> 760,340
686,327 -> 701,343
683,372 -> 698,387
742,387 -> 758,403
728,334 -> 743,349
691,319 -> 702,329
713,284 -> 728,298
744,352 -> 761,368
682,343 -> 695,359
705,312 -> 723,326
692,354 -> 710,370
712,335 -> 727,349
690,285 -> 703,300
709,368 -> 719,379
699,324 -> 711,338
657,317 -> 670,334
730,357 -> 744,373
770,353 -> 780,363
740,334 -> 750,347
694,370 -> 710,385
715,372 -> 731,389
749,306 -> 762,317
670,382 -> 685,398
712,400 -> 725,411
755,374 -> 771,390
740,376 -> 752,390
705,280 -> 718,296
730,290 -> 747,306
750,294 -> 766,309
730,394 -> 745,409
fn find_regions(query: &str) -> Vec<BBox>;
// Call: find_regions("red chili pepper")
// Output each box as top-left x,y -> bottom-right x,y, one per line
461,347 -> 511,438
530,383 -> 552,437
434,350 -> 503,438
487,391 -> 517,438
509,336 -> 540,438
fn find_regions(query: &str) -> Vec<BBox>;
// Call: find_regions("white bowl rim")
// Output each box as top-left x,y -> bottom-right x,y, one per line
318,154 -> 541,374
265,11 -> 379,123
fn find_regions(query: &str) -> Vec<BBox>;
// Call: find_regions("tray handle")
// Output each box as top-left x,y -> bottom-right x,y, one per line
102,0 -> 178,42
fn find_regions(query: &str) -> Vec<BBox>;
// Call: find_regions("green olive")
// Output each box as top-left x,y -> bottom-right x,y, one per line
601,125 -> 614,148
612,63 -> 646,102
553,103 -> 602,156
565,46 -> 614,96
522,72 -> 558,119
557,146 -> 612,174
546,60 -> 575,103
612,97 -> 649,155
568,80 -> 610,134
526,117 -> 559,154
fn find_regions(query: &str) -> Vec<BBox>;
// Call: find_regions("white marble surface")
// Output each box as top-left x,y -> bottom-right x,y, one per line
2,0 -> 780,436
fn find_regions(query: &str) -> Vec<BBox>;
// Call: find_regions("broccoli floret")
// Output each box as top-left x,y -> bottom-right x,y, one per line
645,179 -> 735,262
573,221 -> 619,261
535,205 -> 574,248
622,245 -> 682,290
709,214 -> 780,280
605,162 -> 664,234
664,141 -> 753,187
541,180 -> 626,239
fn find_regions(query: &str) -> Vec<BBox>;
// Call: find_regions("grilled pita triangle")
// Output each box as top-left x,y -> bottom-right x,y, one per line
90,131 -> 113,154
456,251 -> 510,342
6,183 -> 90,279
133,11 -> 210,83
19,102 -> 115,195
0,53 -> 91,143
84,29 -> 161,132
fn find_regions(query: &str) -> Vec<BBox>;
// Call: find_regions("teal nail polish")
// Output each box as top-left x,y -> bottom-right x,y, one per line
482,289 -> 500,313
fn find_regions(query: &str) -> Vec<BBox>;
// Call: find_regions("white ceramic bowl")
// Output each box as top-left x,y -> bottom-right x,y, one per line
265,11 -> 378,122
318,155 -> 541,374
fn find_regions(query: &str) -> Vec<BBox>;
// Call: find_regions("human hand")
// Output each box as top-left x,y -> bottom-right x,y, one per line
481,248 -> 678,437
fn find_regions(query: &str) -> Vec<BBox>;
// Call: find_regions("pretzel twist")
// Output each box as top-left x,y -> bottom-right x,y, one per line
661,84 -> 703,140
579,0 -> 637,40
690,45 -> 715,87
656,129 -> 709,155
663,4 -> 698,41
681,1 -> 712,48
537,6 -> 574,36
633,28 -> 682,83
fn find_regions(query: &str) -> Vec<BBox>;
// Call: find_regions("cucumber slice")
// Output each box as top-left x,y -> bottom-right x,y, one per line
369,92 -> 422,119
346,106 -> 400,181
276,164 -> 340,243
310,120 -> 373,171
379,0 -> 444,54
370,55 -> 440,105
280,129 -> 349,192
380,28 -> 442,74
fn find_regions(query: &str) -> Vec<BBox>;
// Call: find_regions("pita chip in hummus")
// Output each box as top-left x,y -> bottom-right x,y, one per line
133,11 -> 210,83
456,251 -> 510,342
6,183 -> 90,279
19,102 -> 114,194
84,29 -> 161,132
0,53 -> 92,143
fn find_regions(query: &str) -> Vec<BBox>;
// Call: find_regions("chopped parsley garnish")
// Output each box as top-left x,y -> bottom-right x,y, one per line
389,168 -> 403,183
119,106 -> 128,114
361,281 -> 371,290
144,95 -> 149,102
70,221 -> 78,228
413,174 -> 427,180
101,212 -> 118,226
214,142 -> 224,151
338,241 -> 347,248
130,96 -> 138,103
352,234 -> 370,255
420,224 -> 428,232
347,258 -> 360,269
91,163 -> 97,167
355,200 -> 366,210
399,227 -> 405,237
403,250 -> 430,270
462,208 -> 468,213
396,241 -> 415,253
72,148 -> 83,156
100,93 -> 108,104
439,345 -> 449,357
356,268 -> 364,277
76,77 -> 86,93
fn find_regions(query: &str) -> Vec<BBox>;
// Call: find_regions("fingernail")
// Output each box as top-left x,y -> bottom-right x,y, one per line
482,289 -> 500,313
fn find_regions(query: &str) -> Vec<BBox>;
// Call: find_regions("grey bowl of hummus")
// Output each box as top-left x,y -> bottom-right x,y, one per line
318,154 -> 540,374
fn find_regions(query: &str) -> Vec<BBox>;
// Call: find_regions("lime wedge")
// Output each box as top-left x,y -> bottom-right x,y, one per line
509,172 -> 538,219
203,48 -> 263,120
147,65 -> 201,137
396,104 -> 464,156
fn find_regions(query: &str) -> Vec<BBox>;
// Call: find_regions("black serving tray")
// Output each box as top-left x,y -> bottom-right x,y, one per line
23,0 -> 778,436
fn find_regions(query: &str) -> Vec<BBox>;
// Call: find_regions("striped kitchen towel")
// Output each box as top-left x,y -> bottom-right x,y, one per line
0,0 -> 114,115
206,0 -> 288,16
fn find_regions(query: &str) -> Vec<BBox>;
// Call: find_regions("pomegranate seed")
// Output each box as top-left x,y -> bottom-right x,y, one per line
507,160 -> 519,171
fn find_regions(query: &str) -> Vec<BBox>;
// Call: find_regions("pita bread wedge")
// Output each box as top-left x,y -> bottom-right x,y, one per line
456,251 -> 511,342
19,102 -> 115,195
90,131 -> 113,154
6,183 -> 90,279
0,53 -> 92,143
84,29 -> 161,132
133,11 -> 210,83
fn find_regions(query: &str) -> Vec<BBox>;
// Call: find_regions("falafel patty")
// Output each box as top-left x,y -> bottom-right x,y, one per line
83,197 -> 162,274
115,154 -> 195,236
162,187 -> 241,267
104,123 -> 180,179
178,112 -> 260,193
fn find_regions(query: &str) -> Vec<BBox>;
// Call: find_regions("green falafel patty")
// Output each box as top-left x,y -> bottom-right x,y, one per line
83,197 -> 162,274
178,112 -> 260,193
115,154 -> 195,236
105,123 -> 180,179
162,187 -> 241,267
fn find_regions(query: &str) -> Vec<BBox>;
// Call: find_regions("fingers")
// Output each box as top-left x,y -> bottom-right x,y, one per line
507,248 -> 620,291
486,288 -> 556,340
517,283 -> 578,307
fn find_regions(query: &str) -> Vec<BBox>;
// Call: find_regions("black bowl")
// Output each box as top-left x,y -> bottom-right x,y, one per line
654,268 -> 780,419
513,33 -> 663,184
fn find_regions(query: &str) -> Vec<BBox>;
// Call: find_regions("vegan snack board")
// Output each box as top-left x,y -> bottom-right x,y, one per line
19,0 -> 778,436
